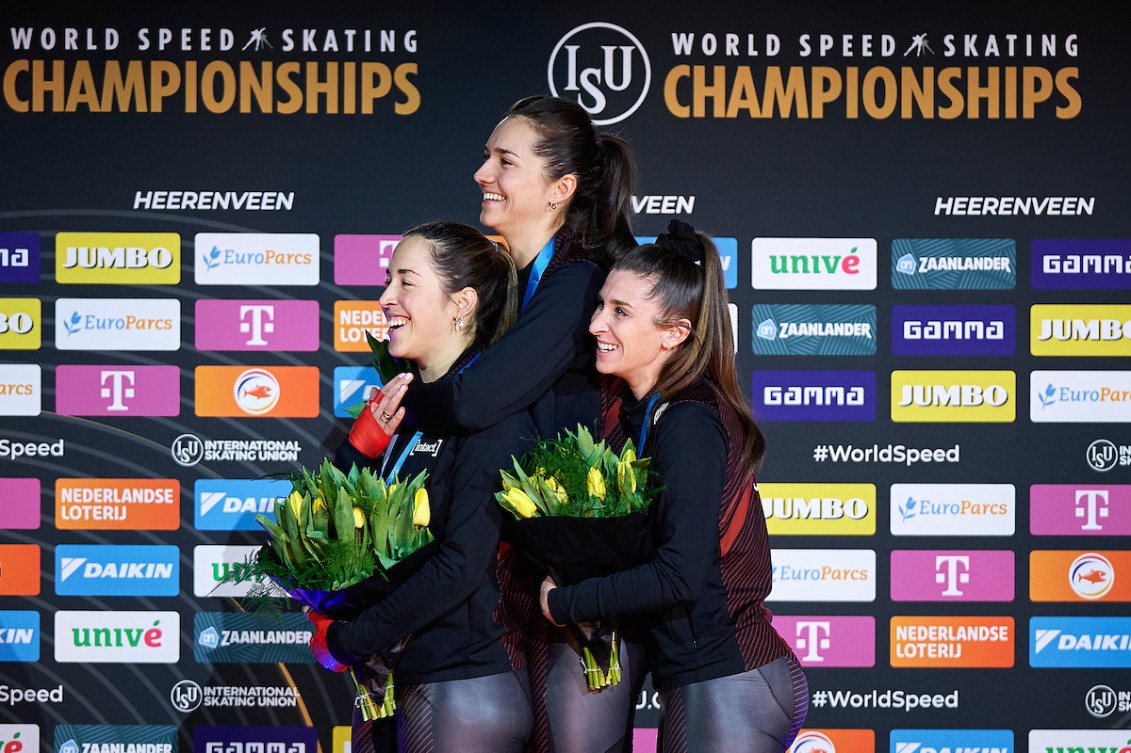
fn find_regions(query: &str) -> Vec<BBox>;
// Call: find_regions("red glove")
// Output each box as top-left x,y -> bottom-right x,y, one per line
347,390 -> 392,458
306,609 -> 347,672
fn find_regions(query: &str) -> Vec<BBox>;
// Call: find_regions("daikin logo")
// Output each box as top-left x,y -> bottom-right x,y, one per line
56,545 -> 179,596
890,729 -> 1013,753
1029,616 -> 1131,667
548,22 -> 651,125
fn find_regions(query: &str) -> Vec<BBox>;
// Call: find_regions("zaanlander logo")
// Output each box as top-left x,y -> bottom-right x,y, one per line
548,22 -> 651,125
193,612 -> 314,664
752,304 -> 875,356
892,238 -> 1016,290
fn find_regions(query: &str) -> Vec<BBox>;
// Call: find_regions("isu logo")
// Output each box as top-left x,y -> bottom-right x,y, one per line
1070,552 -> 1114,600
234,369 -> 280,415
549,22 -> 651,125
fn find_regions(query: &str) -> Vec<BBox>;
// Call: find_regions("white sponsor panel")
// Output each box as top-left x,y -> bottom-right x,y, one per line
751,238 -> 877,290
1029,730 -> 1131,747
195,233 -> 320,285
1031,370 -> 1131,422
767,549 -> 875,602
0,364 -> 40,416
55,298 -> 181,351
194,545 -> 283,597
54,610 -> 180,663
890,484 -> 1016,536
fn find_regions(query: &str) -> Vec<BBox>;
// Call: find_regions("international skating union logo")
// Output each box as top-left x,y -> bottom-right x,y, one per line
1069,552 -> 1114,600
548,22 -> 651,125
234,368 -> 280,415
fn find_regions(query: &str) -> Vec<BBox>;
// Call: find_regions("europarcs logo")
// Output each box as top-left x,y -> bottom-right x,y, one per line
548,22 -> 651,125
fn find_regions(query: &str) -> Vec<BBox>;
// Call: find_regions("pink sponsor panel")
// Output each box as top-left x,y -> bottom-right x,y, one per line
55,365 -> 181,416
333,234 -> 401,286
771,615 -> 875,667
1030,484 -> 1131,536
890,550 -> 1015,601
194,300 -> 320,351
0,478 -> 40,529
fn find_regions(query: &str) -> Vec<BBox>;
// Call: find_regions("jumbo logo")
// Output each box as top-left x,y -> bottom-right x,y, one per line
55,545 -> 179,597
1029,616 -> 1131,668
759,483 -> 875,536
1031,304 -> 1131,356
334,300 -> 388,351
770,615 -> 875,667
194,366 -> 318,418
333,234 -> 401,286
753,370 -> 875,422
548,22 -> 651,125
54,611 -> 181,663
1029,485 -> 1131,536
751,304 -> 875,356
55,232 -> 180,284
0,611 -> 39,662
194,233 -> 320,286
0,231 -> 40,283
891,370 -> 1016,422
891,304 -> 1015,357
195,300 -> 319,352
891,238 -> 1016,290
0,364 -> 40,416
1032,238 -> 1131,290
751,238 -> 877,290
768,549 -> 875,602
1030,550 -> 1131,602
889,550 -> 1015,602
193,478 -> 290,531
0,298 -> 40,350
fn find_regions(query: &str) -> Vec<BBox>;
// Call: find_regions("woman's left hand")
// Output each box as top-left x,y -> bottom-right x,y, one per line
539,576 -> 563,626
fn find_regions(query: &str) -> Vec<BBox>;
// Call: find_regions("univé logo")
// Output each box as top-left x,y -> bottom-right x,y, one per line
751,238 -> 877,290
549,22 -> 651,125
54,610 -> 180,663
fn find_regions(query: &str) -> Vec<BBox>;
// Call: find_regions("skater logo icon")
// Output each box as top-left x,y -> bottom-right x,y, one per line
1071,552 -> 1114,600
1085,684 -> 1117,718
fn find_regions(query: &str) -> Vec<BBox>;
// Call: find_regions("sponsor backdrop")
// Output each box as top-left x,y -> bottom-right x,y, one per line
1,2 -> 1129,751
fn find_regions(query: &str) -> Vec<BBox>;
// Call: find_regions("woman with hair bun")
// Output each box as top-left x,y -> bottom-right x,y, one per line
541,220 -> 809,753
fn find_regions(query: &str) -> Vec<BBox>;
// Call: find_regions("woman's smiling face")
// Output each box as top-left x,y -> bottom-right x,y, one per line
473,116 -> 557,238
379,235 -> 457,371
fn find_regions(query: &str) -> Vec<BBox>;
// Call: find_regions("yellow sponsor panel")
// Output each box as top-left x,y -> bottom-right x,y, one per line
55,232 -> 181,284
891,370 -> 1016,423
1031,304 -> 1131,356
332,726 -> 350,753
0,298 -> 41,349
760,483 -> 876,535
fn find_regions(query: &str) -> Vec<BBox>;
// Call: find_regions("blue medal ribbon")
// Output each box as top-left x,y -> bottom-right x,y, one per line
637,394 -> 661,455
521,238 -> 555,311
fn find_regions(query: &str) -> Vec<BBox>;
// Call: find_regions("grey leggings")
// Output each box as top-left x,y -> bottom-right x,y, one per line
392,669 -> 534,753
657,655 -> 808,753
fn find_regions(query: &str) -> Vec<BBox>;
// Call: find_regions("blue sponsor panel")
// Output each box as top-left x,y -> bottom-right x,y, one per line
752,304 -> 876,356
1030,616 -> 1131,668
892,239 -> 1016,290
752,370 -> 876,421
194,612 -> 314,664
1032,239 -> 1131,290
0,233 -> 40,284
55,725 -> 177,753
333,365 -> 381,418
891,305 -> 1016,356
0,610 -> 39,662
55,545 -> 179,597
194,479 -> 289,531
890,729 -> 1013,753
193,726 -> 318,753
637,234 -> 737,288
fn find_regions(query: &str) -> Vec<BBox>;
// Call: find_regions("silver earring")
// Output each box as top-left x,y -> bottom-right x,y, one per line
455,316 -> 464,330
548,201 -> 558,211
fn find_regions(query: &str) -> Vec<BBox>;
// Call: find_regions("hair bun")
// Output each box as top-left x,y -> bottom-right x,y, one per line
656,219 -> 701,263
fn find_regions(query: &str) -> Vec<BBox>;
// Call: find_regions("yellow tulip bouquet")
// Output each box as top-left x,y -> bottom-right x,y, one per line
496,425 -> 658,690
237,459 -> 435,720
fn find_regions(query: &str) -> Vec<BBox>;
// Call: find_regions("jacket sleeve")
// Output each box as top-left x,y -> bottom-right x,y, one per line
547,402 -> 726,624
397,261 -> 603,433
328,412 -> 534,661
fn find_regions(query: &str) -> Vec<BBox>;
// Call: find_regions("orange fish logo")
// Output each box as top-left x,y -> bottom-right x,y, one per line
242,385 -> 273,400
1069,553 -> 1114,600
233,368 -> 281,415
1076,569 -> 1107,585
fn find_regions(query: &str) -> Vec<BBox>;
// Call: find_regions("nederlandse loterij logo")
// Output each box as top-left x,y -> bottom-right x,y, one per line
55,233 -> 180,285
891,370 -> 1015,423
890,483 -> 1015,536
0,298 -> 41,350
1031,304 -> 1131,356
751,238 -> 876,290
0,364 -> 40,416
769,615 -> 876,667
891,304 -> 1015,356
1030,371 -> 1131,422
54,611 -> 180,663
548,22 -> 651,125
891,238 -> 1016,290
55,545 -> 179,597
1029,616 -> 1131,668
334,300 -> 388,351
752,304 -> 875,356
753,370 -> 875,422
194,233 -> 320,285
1031,238 -> 1131,290
1029,485 -> 1131,536
54,365 -> 180,416
0,611 -> 39,662
195,300 -> 319,351
890,616 -> 1014,668
54,479 -> 180,532
0,232 -> 40,283
768,549 -> 875,602
55,299 -> 180,351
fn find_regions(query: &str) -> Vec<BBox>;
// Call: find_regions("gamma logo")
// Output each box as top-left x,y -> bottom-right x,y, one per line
549,22 -> 651,125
